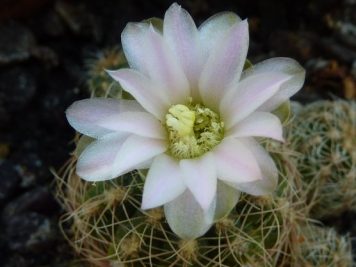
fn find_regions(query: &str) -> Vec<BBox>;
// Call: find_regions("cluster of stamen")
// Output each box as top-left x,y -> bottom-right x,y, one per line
165,102 -> 224,159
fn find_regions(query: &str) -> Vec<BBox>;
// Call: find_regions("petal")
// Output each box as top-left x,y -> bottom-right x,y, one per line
121,23 -> 190,104
121,22 -> 150,72
164,189 -> 215,239
213,138 -> 262,184
199,12 -> 241,58
214,181 -> 240,220
76,133 -> 128,181
242,57 -> 305,112
227,138 -> 278,195
180,153 -> 217,211
199,20 -> 249,110
66,98 -> 143,138
112,135 -> 167,178
108,69 -> 169,119
99,111 -> 166,139
164,3 -> 201,100
141,154 -> 186,209
227,112 -> 284,142
220,72 -> 292,129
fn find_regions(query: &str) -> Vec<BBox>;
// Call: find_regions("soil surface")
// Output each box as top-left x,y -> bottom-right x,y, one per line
0,0 -> 355,266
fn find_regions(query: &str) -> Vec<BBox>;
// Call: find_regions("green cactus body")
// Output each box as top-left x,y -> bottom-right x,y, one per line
57,53 -> 355,266
85,47 -> 130,98
292,225 -> 352,267
287,100 -> 356,218
56,136 -> 309,267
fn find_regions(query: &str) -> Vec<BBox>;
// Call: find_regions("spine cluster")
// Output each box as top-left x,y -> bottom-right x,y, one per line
286,100 -> 356,219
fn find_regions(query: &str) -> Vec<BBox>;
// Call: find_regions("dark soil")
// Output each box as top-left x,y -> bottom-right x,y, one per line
0,0 -> 355,266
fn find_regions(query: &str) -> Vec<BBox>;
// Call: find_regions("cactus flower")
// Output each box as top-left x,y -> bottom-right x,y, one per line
66,3 -> 305,239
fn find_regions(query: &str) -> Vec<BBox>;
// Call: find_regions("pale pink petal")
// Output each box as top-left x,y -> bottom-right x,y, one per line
179,153 -> 217,211
121,23 -> 190,104
121,22 -> 150,72
76,133 -> 128,181
214,181 -> 240,220
227,138 -> 278,195
112,135 -> 167,178
164,3 -> 201,100
199,20 -> 248,110
220,72 -> 292,129
99,112 -> 166,139
164,189 -> 215,239
141,154 -> 186,209
213,138 -> 262,184
227,112 -> 284,141
108,69 -> 169,119
199,12 -> 241,58
242,57 -> 305,112
66,98 -> 143,138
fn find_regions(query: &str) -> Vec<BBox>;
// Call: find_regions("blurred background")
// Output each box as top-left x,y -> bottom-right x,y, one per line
0,0 -> 355,266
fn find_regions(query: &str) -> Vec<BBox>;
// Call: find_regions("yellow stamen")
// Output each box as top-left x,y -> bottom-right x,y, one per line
165,103 -> 224,159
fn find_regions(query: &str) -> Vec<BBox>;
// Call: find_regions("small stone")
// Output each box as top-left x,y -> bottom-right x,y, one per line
16,164 -> 36,188
336,22 -> 356,49
0,160 -> 21,205
2,186 -> 58,218
14,152 -> 43,187
319,38 -> 356,64
5,212 -> 54,253
0,21 -> 36,65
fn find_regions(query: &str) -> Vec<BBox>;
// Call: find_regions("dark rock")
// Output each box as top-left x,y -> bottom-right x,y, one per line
258,0 -> 288,35
269,31 -> 316,62
0,67 -> 37,123
3,254 -> 27,267
41,10 -> 66,37
55,0 -> 102,41
0,0 -> 50,21
0,161 -> 21,205
31,46 -> 59,68
0,21 -> 36,65
2,186 -> 58,218
5,212 -> 54,253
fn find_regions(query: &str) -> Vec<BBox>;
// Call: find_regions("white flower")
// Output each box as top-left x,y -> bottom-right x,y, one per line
66,3 -> 305,239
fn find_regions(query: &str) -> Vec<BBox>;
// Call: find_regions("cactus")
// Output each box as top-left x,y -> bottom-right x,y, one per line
286,100 -> 356,218
292,224 -> 353,267
85,47 -> 128,98
56,137 -> 308,267
59,49 -> 355,266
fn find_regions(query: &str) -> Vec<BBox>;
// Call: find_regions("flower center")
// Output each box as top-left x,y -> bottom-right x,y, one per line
165,103 -> 224,159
